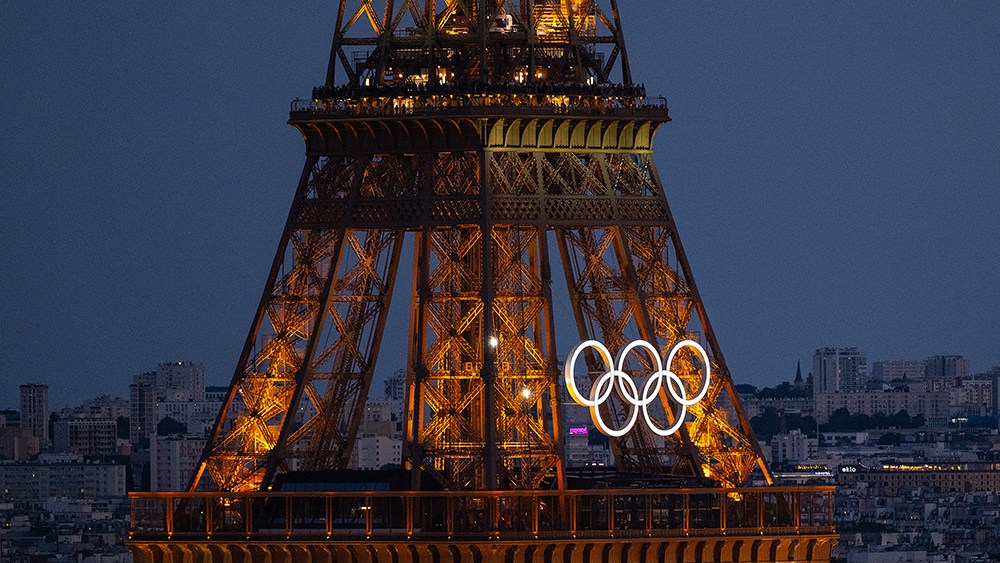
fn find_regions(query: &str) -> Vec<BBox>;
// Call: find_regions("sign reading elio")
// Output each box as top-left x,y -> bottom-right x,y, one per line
564,339 -> 712,437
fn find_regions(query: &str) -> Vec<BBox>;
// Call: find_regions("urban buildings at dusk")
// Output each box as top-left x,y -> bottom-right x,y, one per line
3,2 -> 997,563
4,348 -> 1000,560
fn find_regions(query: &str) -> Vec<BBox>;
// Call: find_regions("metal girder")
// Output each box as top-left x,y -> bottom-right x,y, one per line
292,194 -> 669,229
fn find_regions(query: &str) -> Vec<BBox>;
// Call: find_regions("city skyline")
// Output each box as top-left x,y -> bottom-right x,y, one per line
2,349 -> 991,412
2,3 -> 998,408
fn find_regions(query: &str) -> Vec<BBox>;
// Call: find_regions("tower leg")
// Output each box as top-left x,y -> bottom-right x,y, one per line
193,156 -> 404,491
548,151 -> 768,486
402,152 -> 564,491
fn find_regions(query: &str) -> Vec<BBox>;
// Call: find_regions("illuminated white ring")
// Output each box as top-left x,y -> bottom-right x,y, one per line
589,367 -> 639,437
564,340 -> 612,408
642,369 -> 688,437
617,339 -> 664,407
665,340 -> 712,406
563,338 -> 712,437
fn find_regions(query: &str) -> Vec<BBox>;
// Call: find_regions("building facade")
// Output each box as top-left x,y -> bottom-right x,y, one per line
150,435 -> 205,492
770,430 -> 818,465
813,347 -> 867,395
347,434 -> 401,470
0,427 -> 39,462
871,359 -> 926,383
814,386 -> 949,423
129,374 -> 157,445
19,384 -> 50,450
924,355 -> 971,380
950,378 -> 992,417
53,417 -> 117,457
155,398 -> 220,438
0,454 -> 127,503
155,361 -> 205,402
838,462 -> 1000,496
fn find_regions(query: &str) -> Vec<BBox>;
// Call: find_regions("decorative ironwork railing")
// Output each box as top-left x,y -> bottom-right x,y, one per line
130,486 -> 834,542
290,96 -> 668,120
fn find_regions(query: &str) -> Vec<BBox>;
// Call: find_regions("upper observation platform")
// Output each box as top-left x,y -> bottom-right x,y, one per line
318,1 -> 640,93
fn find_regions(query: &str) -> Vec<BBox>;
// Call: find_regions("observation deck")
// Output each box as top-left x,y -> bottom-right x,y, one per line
291,83 -> 666,120
288,84 -> 669,166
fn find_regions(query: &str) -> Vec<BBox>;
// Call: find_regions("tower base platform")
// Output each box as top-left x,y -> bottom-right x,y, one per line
129,536 -> 836,563
127,487 -> 836,562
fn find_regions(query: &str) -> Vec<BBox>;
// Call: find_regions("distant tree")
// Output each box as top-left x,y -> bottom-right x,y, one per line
750,409 -> 817,441
157,416 -> 187,436
798,416 -> 818,437
871,412 -> 888,429
735,384 -> 757,395
750,413 -> 781,441
854,413 -> 873,431
892,410 -> 926,429
755,381 -> 811,399
824,408 -> 853,431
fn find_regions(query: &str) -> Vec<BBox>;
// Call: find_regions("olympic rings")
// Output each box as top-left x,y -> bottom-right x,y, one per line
563,339 -> 711,437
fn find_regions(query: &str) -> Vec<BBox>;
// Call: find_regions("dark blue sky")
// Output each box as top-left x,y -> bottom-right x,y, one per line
2,3 -> 998,408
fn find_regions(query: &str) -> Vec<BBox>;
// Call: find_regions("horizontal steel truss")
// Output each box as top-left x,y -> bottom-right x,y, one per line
290,113 -> 666,163
192,146 -> 769,492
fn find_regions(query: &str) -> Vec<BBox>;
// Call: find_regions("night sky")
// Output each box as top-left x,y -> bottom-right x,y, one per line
2,3 -> 998,408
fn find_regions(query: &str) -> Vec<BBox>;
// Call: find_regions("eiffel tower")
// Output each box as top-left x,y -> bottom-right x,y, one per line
127,3 -> 836,562
188,0 -> 769,495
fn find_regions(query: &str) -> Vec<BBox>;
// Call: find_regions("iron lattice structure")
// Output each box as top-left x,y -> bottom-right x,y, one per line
190,0 -> 771,494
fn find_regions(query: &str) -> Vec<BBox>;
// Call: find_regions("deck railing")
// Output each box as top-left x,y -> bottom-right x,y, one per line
129,486 -> 834,542
289,99 -> 670,120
